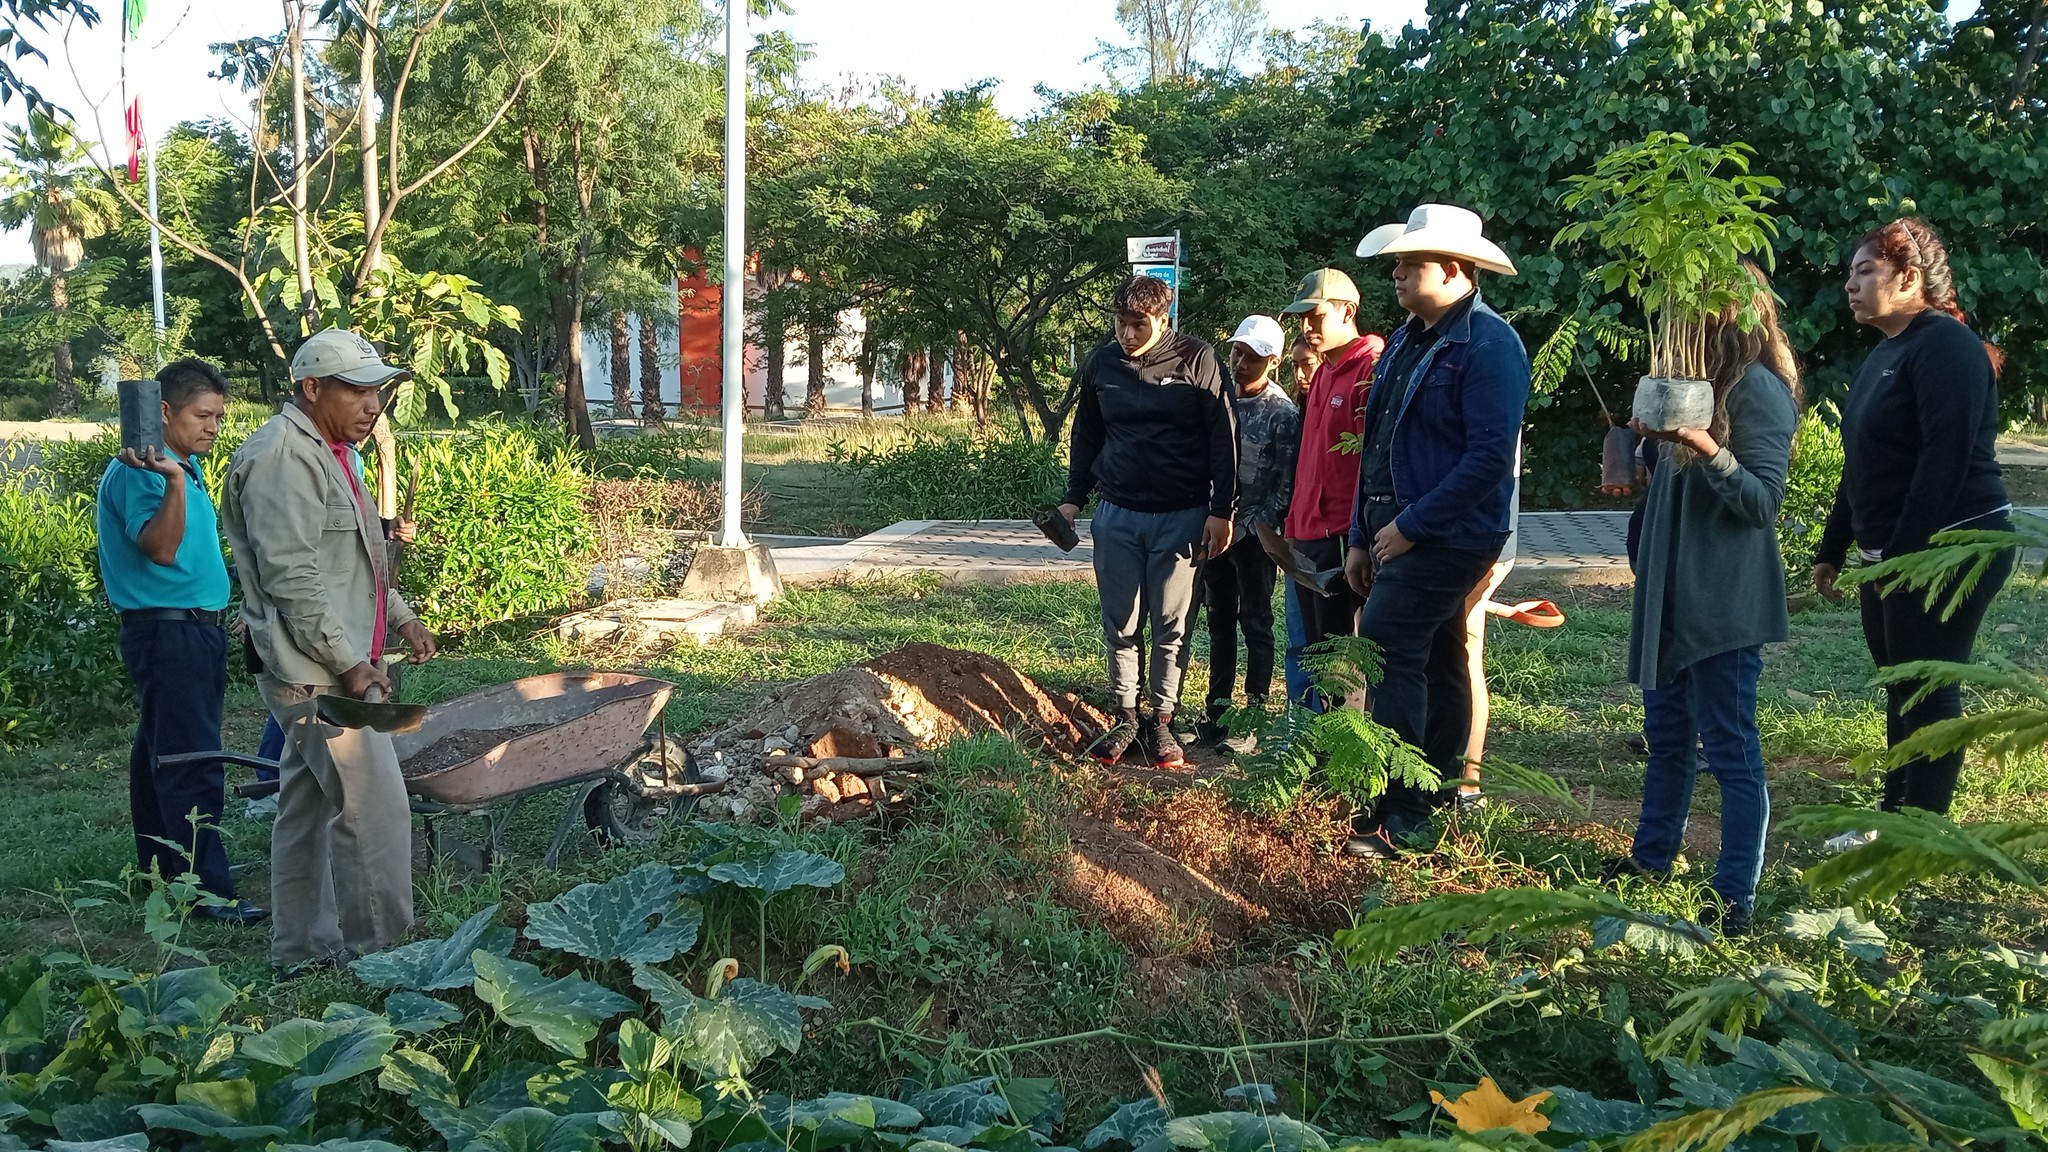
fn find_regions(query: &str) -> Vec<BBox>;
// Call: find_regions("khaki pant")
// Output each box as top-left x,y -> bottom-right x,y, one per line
258,675 -> 414,965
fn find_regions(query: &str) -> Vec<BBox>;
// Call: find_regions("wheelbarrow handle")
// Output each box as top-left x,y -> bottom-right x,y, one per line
157,750 -> 283,774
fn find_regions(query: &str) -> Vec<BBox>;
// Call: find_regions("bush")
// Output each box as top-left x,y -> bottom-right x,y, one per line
833,427 -> 1065,522
591,426 -> 719,480
399,423 -> 596,631
1780,402 -> 1844,582
0,479 -> 123,749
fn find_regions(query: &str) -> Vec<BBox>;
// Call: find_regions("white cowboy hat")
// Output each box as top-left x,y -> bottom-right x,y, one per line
1356,204 -> 1517,276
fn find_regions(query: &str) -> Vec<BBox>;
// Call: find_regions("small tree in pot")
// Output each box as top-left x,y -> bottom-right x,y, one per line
1555,133 -> 1781,431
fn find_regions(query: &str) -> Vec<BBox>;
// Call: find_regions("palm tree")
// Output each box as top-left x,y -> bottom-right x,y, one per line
0,113 -> 120,415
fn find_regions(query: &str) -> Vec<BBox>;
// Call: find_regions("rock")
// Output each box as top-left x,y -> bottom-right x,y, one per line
837,774 -> 871,799
1786,689 -> 1814,704
1997,623 -> 2020,634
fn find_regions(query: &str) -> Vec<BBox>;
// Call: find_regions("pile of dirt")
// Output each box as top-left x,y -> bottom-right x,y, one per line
691,643 -> 1110,823
403,723 -> 555,778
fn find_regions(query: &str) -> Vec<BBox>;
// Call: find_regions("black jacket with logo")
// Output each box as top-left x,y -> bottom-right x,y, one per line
1062,331 -> 1236,520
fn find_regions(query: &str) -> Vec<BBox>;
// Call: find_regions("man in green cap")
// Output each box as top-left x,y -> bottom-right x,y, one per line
1279,269 -> 1385,690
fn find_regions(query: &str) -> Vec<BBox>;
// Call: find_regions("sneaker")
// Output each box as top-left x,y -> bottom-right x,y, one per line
1150,716 -> 1185,768
1194,715 -> 1229,747
1089,712 -> 1140,765
1598,856 -> 1672,884
1453,789 -> 1487,813
1220,732 -> 1258,758
1700,900 -> 1754,938
1824,828 -> 1880,854
1342,827 -> 1403,859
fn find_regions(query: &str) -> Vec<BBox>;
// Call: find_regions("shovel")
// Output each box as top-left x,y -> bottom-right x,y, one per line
315,683 -> 426,734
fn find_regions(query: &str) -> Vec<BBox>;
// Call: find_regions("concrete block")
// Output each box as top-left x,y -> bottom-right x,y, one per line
679,540 -> 783,603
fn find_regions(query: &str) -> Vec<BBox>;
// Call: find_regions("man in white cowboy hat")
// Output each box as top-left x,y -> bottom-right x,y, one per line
223,328 -> 439,965
1196,315 -> 1300,751
1340,204 -> 1531,858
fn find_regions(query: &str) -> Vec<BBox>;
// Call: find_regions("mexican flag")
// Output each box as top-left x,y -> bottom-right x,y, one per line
124,0 -> 146,40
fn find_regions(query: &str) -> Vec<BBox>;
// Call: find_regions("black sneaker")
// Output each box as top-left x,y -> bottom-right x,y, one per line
1150,716 -> 1185,768
1089,712 -> 1140,765
1700,900 -> 1754,938
1195,713 -> 1229,747
1598,856 -> 1672,884
1342,826 -> 1403,859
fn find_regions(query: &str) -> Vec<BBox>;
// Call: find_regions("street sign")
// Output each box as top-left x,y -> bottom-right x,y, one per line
1126,235 -> 1179,263
1133,263 -> 1179,324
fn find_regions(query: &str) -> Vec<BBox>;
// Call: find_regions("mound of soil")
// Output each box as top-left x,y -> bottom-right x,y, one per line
1059,814 -> 1268,957
737,642 -> 1109,758
690,643 -> 1110,823
403,723 -> 555,778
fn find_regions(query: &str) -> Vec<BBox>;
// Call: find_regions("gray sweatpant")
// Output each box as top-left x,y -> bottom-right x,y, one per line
1090,501 -> 1208,713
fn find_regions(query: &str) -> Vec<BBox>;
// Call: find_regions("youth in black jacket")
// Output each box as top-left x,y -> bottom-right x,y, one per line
1062,331 -> 1236,521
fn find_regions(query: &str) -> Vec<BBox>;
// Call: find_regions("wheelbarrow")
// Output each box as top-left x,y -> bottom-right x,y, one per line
165,671 -> 716,872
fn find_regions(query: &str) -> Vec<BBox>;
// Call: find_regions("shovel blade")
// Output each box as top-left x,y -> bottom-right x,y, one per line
315,694 -> 428,734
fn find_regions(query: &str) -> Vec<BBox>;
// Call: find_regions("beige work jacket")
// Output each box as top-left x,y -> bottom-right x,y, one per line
222,404 -> 417,687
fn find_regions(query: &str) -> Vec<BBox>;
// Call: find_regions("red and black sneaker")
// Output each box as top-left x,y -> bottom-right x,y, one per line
1089,712 -> 1140,765
1150,715 -> 1185,769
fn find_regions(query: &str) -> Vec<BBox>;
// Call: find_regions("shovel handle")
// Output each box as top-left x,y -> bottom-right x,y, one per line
364,685 -> 386,704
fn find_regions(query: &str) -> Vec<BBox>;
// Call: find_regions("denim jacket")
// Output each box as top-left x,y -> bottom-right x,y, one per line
1346,292 -> 1531,554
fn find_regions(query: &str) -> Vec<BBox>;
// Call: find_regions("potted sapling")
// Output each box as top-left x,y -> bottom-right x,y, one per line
1554,132 -> 1781,432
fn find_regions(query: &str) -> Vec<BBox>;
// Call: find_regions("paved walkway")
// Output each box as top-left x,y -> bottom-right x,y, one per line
771,512 -> 1641,588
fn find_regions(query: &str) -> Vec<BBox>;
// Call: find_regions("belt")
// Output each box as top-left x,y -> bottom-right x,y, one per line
120,608 -> 224,627
1362,493 -> 1397,505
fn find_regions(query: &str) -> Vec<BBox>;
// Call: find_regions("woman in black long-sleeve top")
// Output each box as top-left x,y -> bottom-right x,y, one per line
1814,218 -> 2014,836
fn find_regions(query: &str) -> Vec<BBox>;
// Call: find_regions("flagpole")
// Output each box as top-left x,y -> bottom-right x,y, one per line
716,0 -> 746,549
122,0 -> 165,366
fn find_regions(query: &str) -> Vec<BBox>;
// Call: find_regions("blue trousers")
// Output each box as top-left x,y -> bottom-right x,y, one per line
1631,645 -> 1770,911
120,618 -> 236,898
1282,581 -> 1320,710
257,715 -> 284,779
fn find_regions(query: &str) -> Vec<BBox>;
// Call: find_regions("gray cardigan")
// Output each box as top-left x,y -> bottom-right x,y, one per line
1628,364 -> 1798,689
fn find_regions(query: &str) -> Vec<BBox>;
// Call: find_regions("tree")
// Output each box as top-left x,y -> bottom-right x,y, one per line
808,88 -> 1183,441
1099,0 -> 1267,83
1,0 -> 100,117
408,0 -> 721,450
0,112 -> 118,414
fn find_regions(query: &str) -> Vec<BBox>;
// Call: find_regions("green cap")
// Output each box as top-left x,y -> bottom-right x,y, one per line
1279,268 -> 1361,314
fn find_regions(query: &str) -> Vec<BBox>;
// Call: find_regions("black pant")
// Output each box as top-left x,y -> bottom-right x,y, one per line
1858,534 -> 2016,815
120,618 -> 235,898
1356,504 -> 1499,827
1295,535 -> 1361,688
1203,534 -> 1279,715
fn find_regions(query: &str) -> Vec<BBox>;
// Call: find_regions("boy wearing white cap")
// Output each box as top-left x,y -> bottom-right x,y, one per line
1341,205 -> 1531,858
223,328 -> 438,964
1197,316 -> 1299,749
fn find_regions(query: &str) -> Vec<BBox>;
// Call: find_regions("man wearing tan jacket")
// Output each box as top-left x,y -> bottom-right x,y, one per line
223,329 -> 437,966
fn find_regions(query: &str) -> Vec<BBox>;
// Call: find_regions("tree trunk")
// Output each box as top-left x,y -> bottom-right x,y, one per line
764,320 -> 787,419
954,332 -> 992,427
49,272 -> 77,416
554,263 -> 597,451
608,310 -> 633,418
638,311 -> 661,420
804,323 -> 828,418
858,327 -> 875,419
926,344 -> 946,414
899,348 -> 924,412
287,0 -> 316,331
357,2 -> 385,278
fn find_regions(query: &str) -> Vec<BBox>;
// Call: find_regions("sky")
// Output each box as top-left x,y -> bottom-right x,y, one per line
0,0 -> 1982,267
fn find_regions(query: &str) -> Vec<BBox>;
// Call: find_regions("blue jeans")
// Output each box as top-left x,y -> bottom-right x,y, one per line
120,618 -> 236,898
1631,645 -> 1769,911
1282,582 -> 1316,709
257,716 -> 285,781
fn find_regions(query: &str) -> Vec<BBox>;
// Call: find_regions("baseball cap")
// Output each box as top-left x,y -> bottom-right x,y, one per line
291,328 -> 412,386
1228,315 -> 1285,358
1279,268 -> 1361,314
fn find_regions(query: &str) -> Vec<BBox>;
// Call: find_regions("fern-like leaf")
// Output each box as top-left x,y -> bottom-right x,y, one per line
1474,760 -> 1586,816
1334,886 -> 1644,967
1619,1086 -> 1827,1152
1648,966 -> 1820,1060
1844,526 -> 2045,620
1780,805 -> 2048,904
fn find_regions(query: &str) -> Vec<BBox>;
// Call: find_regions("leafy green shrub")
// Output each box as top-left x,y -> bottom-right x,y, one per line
400,423 -> 596,631
1780,403 -> 1844,583
0,478 -> 122,749
593,427 -> 719,480
832,428 -> 1064,522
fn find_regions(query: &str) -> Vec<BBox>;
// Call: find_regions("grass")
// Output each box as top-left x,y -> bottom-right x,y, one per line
6,562 -> 2048,1129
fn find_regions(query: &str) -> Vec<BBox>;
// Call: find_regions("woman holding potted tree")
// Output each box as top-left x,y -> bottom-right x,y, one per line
1607,267 -> 1801,936
1814,218 -> 2015,841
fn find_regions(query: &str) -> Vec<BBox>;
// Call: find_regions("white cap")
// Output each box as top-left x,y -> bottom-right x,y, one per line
290,328 -> 411,386
1358,203 -> 1518,275
1228,314 -> 1285,358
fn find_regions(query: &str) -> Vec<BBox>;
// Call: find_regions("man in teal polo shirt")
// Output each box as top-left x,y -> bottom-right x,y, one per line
96,358 -> 265,923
